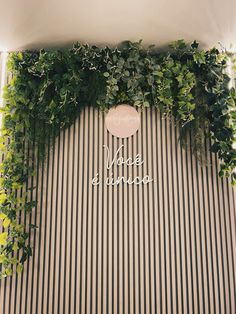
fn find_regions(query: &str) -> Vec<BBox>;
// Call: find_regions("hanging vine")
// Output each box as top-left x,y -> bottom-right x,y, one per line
0,40 -> 236,278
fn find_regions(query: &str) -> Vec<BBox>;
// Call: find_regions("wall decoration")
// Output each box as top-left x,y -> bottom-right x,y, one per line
0,39 -> 236,278
105,104 -> 140,138
91,144 -> 154,186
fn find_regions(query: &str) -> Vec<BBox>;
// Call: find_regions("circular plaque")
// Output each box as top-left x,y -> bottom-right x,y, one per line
105,104 -> 140,138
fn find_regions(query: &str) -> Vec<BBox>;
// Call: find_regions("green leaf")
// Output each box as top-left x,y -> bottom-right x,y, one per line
3,217 -> 11,228
0,232 -> 8,245
0,193 -> 7,204
0,254 -> 7,264
191,40 -> 199,49
12,182 -> 23,189
154,71 -> 163,77
0,213 -> 7,220
5,268 -> 13,276
10,257 -> 18,265
12,243 -> 19,251
29,223 -> 38,229
16,263 -> 23,274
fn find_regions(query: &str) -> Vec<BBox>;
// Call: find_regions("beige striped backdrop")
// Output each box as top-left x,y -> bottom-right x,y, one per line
0,106 -> 235,314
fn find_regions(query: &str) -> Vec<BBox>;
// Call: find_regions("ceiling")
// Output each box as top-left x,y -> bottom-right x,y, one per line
0,0 -> 236,51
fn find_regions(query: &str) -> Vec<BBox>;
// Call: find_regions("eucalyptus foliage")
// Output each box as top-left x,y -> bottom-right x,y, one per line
0,40 -> 236,278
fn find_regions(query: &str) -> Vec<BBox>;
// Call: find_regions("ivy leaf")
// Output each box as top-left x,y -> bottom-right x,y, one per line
153,71 -> 163,77
0,254 -> 7,264
29,223 -> 38,229
16,263 -> 23,274
5,268 -> 13,276
0,213 -> 7,220
0,232 -> 8,245
191,40 -> 199,49
193,51 -> 206,65
170,39 -> 187,50
12,182 -> 23,190
0,193 -> 7,204
10,257 -> 18,265
3,217 -> 11,228
12,243 -> 19,251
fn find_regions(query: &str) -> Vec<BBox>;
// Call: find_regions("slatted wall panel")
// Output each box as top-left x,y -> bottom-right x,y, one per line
0,106 -> 235,314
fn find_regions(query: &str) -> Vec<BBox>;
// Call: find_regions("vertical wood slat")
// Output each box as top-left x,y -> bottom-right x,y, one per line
0,106 -> 236,314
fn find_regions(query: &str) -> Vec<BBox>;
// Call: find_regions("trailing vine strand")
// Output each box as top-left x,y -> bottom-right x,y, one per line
0,40 -> 236,278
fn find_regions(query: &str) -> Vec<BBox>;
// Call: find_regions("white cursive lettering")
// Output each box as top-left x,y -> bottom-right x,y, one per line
91,145 -> 155,186
103,144 -> 144,169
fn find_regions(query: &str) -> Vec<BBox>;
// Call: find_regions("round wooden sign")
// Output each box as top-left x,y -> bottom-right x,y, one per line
105,104 -> 140,138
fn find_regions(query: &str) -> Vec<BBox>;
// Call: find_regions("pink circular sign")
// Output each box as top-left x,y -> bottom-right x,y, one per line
105,104 -> 140,138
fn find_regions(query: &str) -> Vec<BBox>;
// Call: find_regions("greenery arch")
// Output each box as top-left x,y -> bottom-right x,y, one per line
0,40 -> 236,278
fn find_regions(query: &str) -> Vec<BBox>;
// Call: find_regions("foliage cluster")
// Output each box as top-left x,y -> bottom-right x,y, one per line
0,40 -> 235,278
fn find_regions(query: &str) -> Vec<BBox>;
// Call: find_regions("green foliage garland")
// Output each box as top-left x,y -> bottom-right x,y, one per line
0,40 -> 236,278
